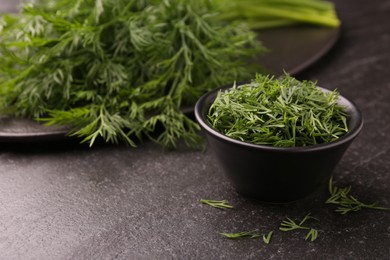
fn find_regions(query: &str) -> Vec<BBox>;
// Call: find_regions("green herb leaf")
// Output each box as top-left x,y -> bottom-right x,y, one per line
221,231 -> 260,239
262,231 -> 273,244
280,213 -> 319,241
326,177 -> 389,214
200,199 -> 233,209
305,228 -> 318,242
280,216 -> 310,232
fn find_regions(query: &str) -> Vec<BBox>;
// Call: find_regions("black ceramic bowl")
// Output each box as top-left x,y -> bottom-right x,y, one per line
195,85 -> 363,203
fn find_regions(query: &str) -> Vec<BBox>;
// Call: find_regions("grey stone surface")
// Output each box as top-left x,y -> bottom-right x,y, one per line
0,0 -> 389,259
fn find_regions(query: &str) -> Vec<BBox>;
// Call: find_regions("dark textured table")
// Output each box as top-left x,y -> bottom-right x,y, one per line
1,0 -> 389,259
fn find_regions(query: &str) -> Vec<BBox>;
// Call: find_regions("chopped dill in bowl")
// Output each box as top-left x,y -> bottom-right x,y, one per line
207,74 -> 349,147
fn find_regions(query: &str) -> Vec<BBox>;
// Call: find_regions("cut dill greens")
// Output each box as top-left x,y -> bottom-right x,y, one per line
220,231 -> 261,239
326,177 -> 389,214
262,231 -> 273,244
208,73 -> 349,147
221,230 -> 274,243
200,199 -> 233,209
279,213 -> 319,242
305,228 -> 319,242
279,213 -> 317,231
0,0 -> 264,148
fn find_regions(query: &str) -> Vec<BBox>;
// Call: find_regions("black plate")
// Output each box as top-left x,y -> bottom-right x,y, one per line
256,26 -> 340,75
0,116 -> 71,142
0,1 -> 340,142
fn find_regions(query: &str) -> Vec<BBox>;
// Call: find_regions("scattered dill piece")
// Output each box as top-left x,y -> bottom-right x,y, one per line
221,231 -> 261,239
280,213 -> 319,242
208,73 -> 349,147
279,217 -> 307,232
326,177 -> 389,214
305,228 -> 318,242
262,231 -> 273,244
200,199 -> 233,209
279,213 -> 316,231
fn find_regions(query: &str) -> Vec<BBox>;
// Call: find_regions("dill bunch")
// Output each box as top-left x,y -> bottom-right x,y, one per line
0,0 -> 264,148
208,74 -> 349,147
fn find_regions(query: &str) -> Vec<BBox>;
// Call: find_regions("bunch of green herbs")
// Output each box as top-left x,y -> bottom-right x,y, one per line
208,74 -> 348,147
0,0 -> 263,148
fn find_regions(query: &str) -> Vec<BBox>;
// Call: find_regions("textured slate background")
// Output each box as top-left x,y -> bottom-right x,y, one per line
0,0 -> 389,259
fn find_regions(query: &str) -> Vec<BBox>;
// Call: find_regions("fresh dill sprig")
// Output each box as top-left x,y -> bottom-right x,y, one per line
200,199 -> 233,209
208,73 -> 348,147
0,0 -> 264,148
279,213 -> 316,231
220,231 -> 261,239
221,230 -> 274,243
326,177 -> 389,214
305,228 -> 318,242
262,231 -> 273,244
279,213 -> 319,242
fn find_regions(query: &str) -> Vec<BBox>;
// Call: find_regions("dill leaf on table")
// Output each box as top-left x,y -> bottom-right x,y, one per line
326,177 -> 389,214
221,231 -> 261,239
200,199 -> 233,210
262,231 -> 273,244
279,213 -> 319,242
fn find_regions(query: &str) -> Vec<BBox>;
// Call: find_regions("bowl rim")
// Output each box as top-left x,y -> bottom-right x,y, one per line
195,83 -> 364,153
